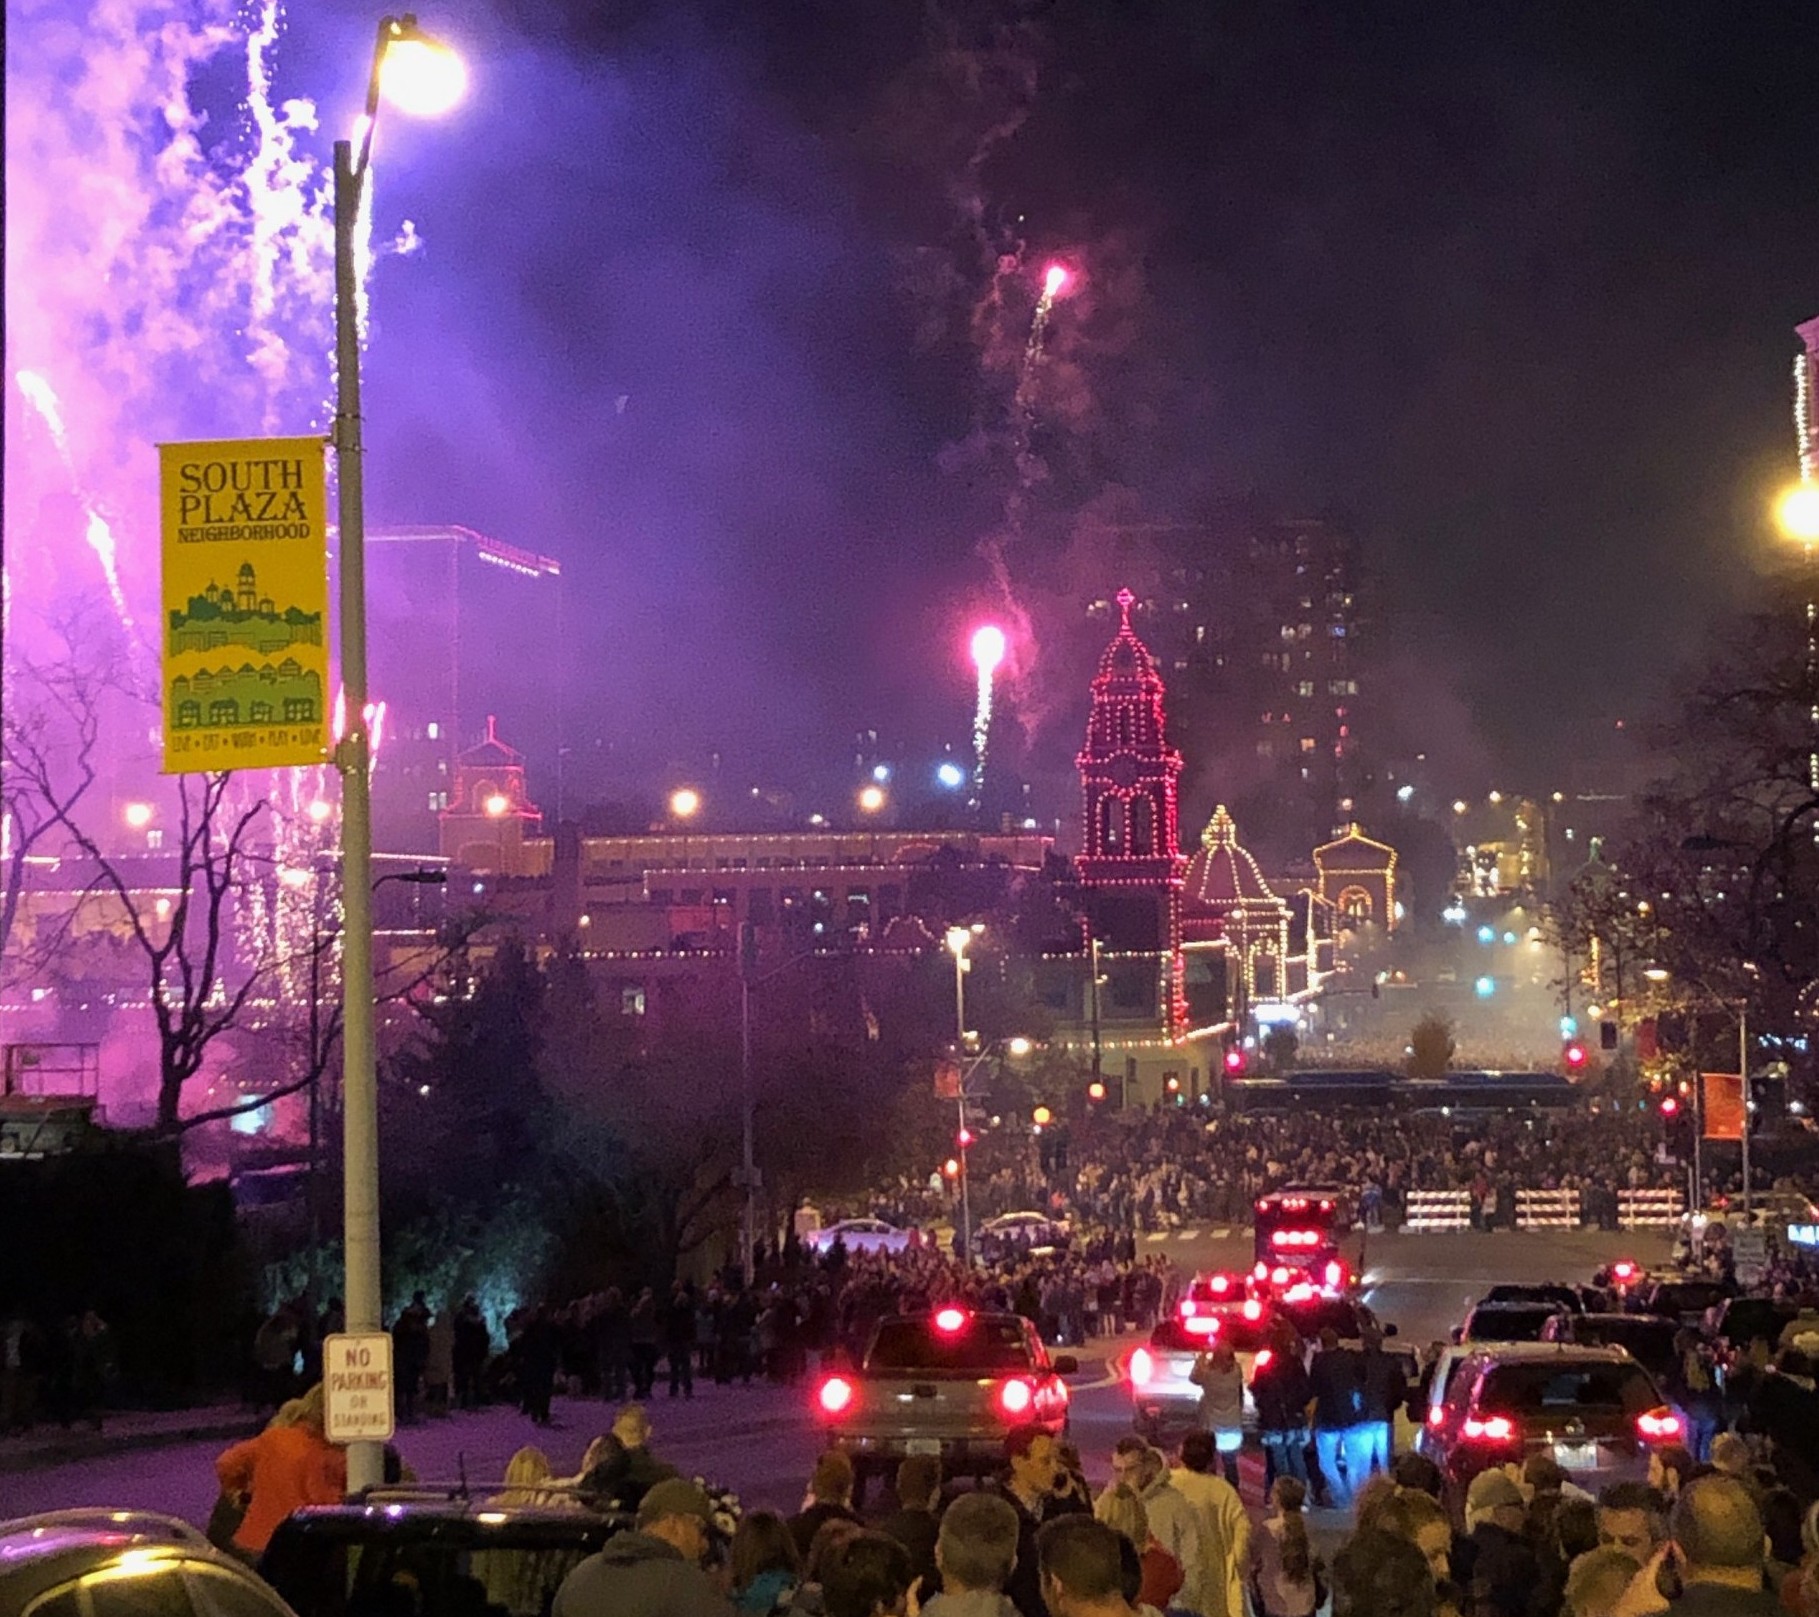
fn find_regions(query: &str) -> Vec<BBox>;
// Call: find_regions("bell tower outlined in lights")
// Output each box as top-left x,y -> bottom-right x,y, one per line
1076,588 -> 1187,1036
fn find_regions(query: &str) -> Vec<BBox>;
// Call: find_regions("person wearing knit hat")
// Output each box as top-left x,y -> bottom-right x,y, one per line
554,1477 -> 731,1616
1455,1470 -> 1539,1617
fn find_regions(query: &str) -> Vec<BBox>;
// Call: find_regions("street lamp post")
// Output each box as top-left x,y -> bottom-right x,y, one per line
944,927 -> 974,1260
332,14 -> 462,1495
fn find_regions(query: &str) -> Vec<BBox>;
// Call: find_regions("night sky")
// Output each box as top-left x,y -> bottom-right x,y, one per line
288,0 -> 1819,809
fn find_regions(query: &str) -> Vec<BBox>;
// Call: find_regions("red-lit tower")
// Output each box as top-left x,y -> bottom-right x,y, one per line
1076,588 -> 1187,1034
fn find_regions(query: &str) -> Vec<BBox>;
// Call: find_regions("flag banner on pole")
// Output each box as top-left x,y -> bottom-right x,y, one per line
1701,1072 -> 1745,1141
159,436 -> 329,772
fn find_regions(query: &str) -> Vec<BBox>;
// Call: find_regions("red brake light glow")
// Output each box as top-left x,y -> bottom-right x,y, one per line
1242,1299 -> 1263,1322
1325,1261 -> 1344,1288
1252,1348 -> 1273,1370
818,1376 -> 854,1416
1463,1415 -> 1515,1442
998,1378 -> 1034,1417
1270,1267 -> 1290,1286
934,1307 -> 968,1333
1179,1299 -> 1197,1318
1427,1406 -> 1445,1428
1253,1262 -> 1268,1280
1210,1275 -> 1230,1293
1638,1407 -> 1682,1441
1185,1316 -> 1219,1336
1613,1261 -> 1637,1282
1129,1348 -> 1154,1386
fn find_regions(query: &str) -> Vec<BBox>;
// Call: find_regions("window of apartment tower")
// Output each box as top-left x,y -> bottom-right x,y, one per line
621,987 -> 646,1017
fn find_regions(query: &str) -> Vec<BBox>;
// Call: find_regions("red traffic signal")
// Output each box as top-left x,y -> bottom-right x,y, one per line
1563,1042 -> 1588,1071
956,1127 -> 974,1148
1223,1047 -> 1246,1075
1087,1080 -> 1107,1102
1659,1096 -> 1679,1117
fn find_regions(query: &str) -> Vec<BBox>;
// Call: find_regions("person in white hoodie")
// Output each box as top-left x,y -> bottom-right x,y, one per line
1172,1431 -> 1249,1617
1099,1438 -> 1209,1616
921,1492 -> 1023,1617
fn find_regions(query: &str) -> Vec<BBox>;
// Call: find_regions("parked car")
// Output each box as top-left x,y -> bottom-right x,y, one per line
1634,1277 -> 1733,1327
805,1217 -> 913,1255
260,1492 -> 627,1617
1480,1282 -> 1606,1315
1704,1295 -> 1799,1352
1,1510 -> 298,1617
976,1211 -> 1071,1254
1423,1344 -> 1682,1511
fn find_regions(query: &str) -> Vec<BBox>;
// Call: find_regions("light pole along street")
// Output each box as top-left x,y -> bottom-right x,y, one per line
332,13 -> 464,1494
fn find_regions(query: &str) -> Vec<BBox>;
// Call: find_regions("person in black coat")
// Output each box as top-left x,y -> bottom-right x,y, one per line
1252,1319 -> 1314,1489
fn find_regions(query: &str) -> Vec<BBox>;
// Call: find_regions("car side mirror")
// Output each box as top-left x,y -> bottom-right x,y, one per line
1053,1355 -> 1079,1376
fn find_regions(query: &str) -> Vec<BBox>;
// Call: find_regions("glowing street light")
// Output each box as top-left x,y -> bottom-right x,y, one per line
936,760 -> 967,791
307,799 -> 334,824
857,784 -> 887,814
377,22 -> 467,117
1776,482 -> 1819,545
331,9 -> 465,1497
669,787 -> 702,820
1006,1036 -> 1034,1057
483,792 -> 510,818
123,802 -> 154,830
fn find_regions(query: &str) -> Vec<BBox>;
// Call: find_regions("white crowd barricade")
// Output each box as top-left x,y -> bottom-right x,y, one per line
1618,1188 -> 1684,1228
1404,1189 -> 1473,1231
1516,1188 -> 1581,1229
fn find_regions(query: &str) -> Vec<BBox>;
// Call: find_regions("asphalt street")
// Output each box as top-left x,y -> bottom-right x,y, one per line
0,1228 -> 1670,1530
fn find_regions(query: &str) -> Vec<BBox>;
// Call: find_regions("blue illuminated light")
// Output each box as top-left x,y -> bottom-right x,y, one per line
1474,976 -> 1496,998
936,761 -> 966,790
1476,924 -> 1495,944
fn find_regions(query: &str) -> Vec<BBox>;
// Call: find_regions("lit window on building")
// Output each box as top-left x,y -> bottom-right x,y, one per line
427,721 -> 439,740
1296,681 -> 1315,698
621,987 -> 646,1017
1300,738 -> 1317,753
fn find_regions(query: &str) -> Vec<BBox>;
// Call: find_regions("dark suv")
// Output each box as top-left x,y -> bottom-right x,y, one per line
259,1494 -> 627,1617
1424,1344 -> 1681,1509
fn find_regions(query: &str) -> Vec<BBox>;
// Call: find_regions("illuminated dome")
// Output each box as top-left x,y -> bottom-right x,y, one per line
1186,805 -> 1281,914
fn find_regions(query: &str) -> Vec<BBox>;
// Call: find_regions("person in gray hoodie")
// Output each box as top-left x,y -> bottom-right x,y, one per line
922,1492 -> 1022,1617
554,1477 -> 732,1617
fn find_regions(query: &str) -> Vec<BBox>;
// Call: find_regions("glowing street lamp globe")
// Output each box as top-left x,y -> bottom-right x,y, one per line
378,23 -> 467,118
1776,482 -> 1819,545
945,925 -> 971,958
970,624 -> 1007,675
669,787 -> 701,820
483,792 -> 511,818
936,761 -> 966,791
857,784 -> 886,814
123,802 -> 154,830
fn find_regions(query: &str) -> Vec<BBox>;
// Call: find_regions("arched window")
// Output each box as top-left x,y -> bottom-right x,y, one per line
1337,885 -> 1373,923
1130,793 -> 1155,855
1099,795 -> 1125,851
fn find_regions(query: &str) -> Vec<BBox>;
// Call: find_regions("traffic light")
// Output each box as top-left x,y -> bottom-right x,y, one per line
1600,1020 -> 1619,1051
1659,1095 -> 1679,1117
1223,1047 -> 1246,1077
1563,1041 -> 1588,1073
1087,1080 -> 1107,1103
956,1127 -> 974,1148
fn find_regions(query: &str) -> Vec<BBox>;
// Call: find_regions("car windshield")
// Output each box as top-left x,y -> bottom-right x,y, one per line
1467,1306 -> 1557,1341
1478,1361 -> 1660,1416
867,1317 -> 1035,1373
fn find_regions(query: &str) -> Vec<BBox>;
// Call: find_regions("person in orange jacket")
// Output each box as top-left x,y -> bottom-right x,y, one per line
214,1381 -> 346,1559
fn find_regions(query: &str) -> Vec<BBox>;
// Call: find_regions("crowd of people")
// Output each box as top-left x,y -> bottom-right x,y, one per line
514,1417 -> 1819,1617
950,1107 -> 1686,1238
244,1239 -> 1176,1427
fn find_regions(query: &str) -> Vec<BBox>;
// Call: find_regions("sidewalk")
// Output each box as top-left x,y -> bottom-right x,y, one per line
0,1403 -> 258,1476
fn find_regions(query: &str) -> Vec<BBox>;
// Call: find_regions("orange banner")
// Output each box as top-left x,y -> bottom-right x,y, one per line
1702,1072 -> 1744,1141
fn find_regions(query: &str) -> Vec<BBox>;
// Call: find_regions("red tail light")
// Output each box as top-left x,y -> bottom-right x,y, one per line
1185,1316 -> 1219,1336
934,1306 -> 969,1333
1210,1274 -> 1230,1293
1252,1348 -> 1273,1370
1325,1261 -> 1344,1289
1179,1299 -> 1198,1318
1463,1415 -> 1515,1442
1270,1267 -> 1290,1286
1129,1348 -> 1154,1386
818,1376 -> 854,1416
1242,1299 -> 1263,1322
1427,1405 -> 1445,1429
1638,1407 -> 1682,1441
1253,1262 -> 1268,1279
998,1378 -> 1034,1417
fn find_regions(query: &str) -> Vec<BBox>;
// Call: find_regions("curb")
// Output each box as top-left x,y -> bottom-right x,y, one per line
0,1414 -> 259,1476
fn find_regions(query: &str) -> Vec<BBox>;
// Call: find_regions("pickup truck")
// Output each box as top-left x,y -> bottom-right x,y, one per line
814,1307 -> 1076,1498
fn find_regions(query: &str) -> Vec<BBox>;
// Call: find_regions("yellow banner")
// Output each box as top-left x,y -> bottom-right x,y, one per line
159,437 -> 329,773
